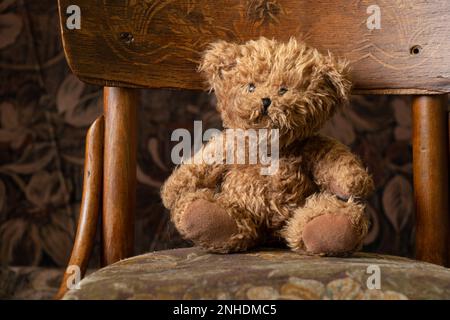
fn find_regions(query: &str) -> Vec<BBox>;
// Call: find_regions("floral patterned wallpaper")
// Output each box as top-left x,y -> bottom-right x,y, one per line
0,0 -> 425,268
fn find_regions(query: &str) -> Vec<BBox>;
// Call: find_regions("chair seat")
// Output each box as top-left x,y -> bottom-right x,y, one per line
63,247 -> 450,300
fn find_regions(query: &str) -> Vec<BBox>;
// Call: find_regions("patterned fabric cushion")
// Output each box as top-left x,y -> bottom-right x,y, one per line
63,247 -> 450,300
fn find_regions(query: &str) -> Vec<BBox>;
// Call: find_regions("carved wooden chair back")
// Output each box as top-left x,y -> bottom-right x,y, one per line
55,0 -> 449,299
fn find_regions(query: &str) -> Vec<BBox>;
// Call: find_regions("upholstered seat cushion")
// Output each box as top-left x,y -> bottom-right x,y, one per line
63,247 -> 450,300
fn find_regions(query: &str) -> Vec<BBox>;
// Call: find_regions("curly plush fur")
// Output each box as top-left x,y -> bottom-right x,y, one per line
161,37 -> 374,256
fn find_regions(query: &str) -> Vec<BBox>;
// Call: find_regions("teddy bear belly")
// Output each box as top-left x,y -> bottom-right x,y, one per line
220,163 -> 317,229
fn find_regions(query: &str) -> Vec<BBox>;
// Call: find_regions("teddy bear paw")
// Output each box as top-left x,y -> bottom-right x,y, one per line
179,199 -> 238,250
302,213 -> 360,256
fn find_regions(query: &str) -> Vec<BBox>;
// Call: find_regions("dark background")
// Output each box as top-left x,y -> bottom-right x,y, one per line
0,0 -> 427,269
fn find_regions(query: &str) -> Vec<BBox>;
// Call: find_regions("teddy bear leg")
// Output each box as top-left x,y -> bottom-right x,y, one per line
282,192 -> 368,256
172,190 -> 259,253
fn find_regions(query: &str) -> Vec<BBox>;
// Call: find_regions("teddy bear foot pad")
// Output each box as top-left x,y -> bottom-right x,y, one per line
180,199 -> 238,249
302,214 -> 360,256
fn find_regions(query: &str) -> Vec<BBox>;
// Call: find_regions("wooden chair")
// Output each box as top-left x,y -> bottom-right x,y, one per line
55,0 -> 449,299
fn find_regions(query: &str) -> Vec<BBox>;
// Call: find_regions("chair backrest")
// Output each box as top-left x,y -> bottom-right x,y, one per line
58,0 -> 450,94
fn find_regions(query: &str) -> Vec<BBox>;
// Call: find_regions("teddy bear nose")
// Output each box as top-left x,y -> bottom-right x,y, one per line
262,98 -> 271,110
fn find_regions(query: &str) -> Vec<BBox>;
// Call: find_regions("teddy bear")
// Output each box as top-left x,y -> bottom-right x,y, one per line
161,37 -> 374,256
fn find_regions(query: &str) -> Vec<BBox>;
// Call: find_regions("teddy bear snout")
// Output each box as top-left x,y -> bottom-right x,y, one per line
261,97 -> 271,115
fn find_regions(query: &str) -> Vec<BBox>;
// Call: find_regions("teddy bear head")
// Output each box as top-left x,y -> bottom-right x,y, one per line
199,37 -> 351,145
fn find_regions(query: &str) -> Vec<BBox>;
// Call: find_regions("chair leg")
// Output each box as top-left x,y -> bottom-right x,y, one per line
102,87 -> 137,266
412,95 -> 449,266
55,116 -> 104,299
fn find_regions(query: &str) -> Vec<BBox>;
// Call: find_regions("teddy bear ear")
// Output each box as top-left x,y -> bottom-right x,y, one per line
198,40 -> 241,90
322,55 -> 352,104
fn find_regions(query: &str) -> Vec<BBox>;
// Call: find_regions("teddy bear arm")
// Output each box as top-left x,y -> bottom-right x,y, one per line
161,134 -> 228,209
304,135 -> 374,200
161,163 -> 225,210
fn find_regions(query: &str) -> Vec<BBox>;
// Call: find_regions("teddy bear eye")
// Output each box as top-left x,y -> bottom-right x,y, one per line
248,83 -> 256,93
278,87 -> 288,96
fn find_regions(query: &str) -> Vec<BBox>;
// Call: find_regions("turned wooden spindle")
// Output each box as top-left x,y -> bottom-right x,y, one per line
412,95 -> 449,267
102,87 -> 137,266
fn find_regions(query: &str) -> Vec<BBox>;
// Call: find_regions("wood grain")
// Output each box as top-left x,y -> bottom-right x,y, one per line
412,95 -> 449,267
57,0 -> 450,93
55,116 -> 104,299
102,87 -> 137,266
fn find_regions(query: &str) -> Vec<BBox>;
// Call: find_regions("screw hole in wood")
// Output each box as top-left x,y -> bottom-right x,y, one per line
410,45 -> 422,55
119,32 -> 134,45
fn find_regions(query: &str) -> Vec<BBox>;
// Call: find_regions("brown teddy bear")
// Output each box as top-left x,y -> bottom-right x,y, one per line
161,37 -> 374,256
